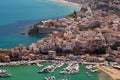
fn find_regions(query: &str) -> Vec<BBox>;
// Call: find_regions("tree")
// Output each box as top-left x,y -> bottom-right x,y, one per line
92,46 -> 108,54
55,48 -> 62,56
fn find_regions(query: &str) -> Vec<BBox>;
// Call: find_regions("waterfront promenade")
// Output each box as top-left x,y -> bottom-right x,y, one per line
0,60 -> 46,66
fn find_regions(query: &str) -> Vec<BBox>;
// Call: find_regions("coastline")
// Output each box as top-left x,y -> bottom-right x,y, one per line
50,0 -> 81,8
0,0 -> 79,49
0,0 -> 120,80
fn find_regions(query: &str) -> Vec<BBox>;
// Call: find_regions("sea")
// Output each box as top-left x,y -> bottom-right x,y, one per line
0,62 -> 110,80
0,0 -> 80,48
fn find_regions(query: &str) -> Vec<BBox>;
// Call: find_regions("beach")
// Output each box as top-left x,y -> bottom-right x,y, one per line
51,0 -> 81,8
96,65 -> 120,80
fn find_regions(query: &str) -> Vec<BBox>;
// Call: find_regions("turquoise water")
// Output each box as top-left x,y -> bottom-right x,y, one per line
0,0 -> 80,48
0,62 -> 100,80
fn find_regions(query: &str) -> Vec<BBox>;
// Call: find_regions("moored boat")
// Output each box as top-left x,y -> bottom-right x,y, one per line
0,70 -> 11,78
44,76 -> 68,80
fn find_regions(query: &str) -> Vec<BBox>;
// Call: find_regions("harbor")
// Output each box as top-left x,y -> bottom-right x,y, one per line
0,0 -> 120,80
0,61 -> 112,80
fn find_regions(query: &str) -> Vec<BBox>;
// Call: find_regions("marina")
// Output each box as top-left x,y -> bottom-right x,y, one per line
0,61 -> 109,80
0,0 -> 120,80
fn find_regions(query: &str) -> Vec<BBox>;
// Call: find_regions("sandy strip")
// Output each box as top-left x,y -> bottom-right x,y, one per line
50,0 -> 81,8
96,64 -> 120,80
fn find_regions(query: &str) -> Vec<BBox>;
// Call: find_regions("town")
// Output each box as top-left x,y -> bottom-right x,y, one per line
0,0 -> 120,79
0,0 -> 120,64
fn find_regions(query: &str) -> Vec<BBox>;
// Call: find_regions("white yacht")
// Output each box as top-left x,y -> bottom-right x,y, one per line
44,76 -> 68,80
0,70 -> 11,77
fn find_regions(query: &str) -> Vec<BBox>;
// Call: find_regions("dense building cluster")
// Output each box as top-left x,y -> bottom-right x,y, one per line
0,0 -> 120,63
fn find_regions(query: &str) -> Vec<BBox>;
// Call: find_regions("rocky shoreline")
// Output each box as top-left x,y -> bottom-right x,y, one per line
28,0 -> 120,54
28,0 -> 120,35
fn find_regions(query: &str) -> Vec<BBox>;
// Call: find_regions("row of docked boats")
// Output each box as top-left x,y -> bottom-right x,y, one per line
112,65 -> 120,70
38,62 -> 64,73
44,76 -> 68,80
0,69 -> 11,78
60,63 -> 79,75
85,65 -> 99,77
85,72 -> 92,77
85,65 -> 99,73
111,62 -> 120,70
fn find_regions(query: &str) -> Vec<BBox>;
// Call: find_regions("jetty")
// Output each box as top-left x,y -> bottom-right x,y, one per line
38,61 -> 64,73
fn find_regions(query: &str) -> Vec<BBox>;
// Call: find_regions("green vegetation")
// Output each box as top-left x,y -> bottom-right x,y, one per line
111,42 -> 120,50
85,46 -> 108,54
28,26 -> 39,35
96,0 -> 120,17
96,0 -> 113,3
111,46 -> 117,50
67,13 -> 75,17
55,48 -> 62,53
79,28 -> 86,31
88,27 -> 96,30
79,27 -> 98,31
93,46 -> 108,54
1,50 -> 11,54
67,11 -> 77,18
111,8 -> 120,17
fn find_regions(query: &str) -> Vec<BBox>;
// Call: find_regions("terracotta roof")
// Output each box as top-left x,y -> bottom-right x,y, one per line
79,40 -> 87,43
